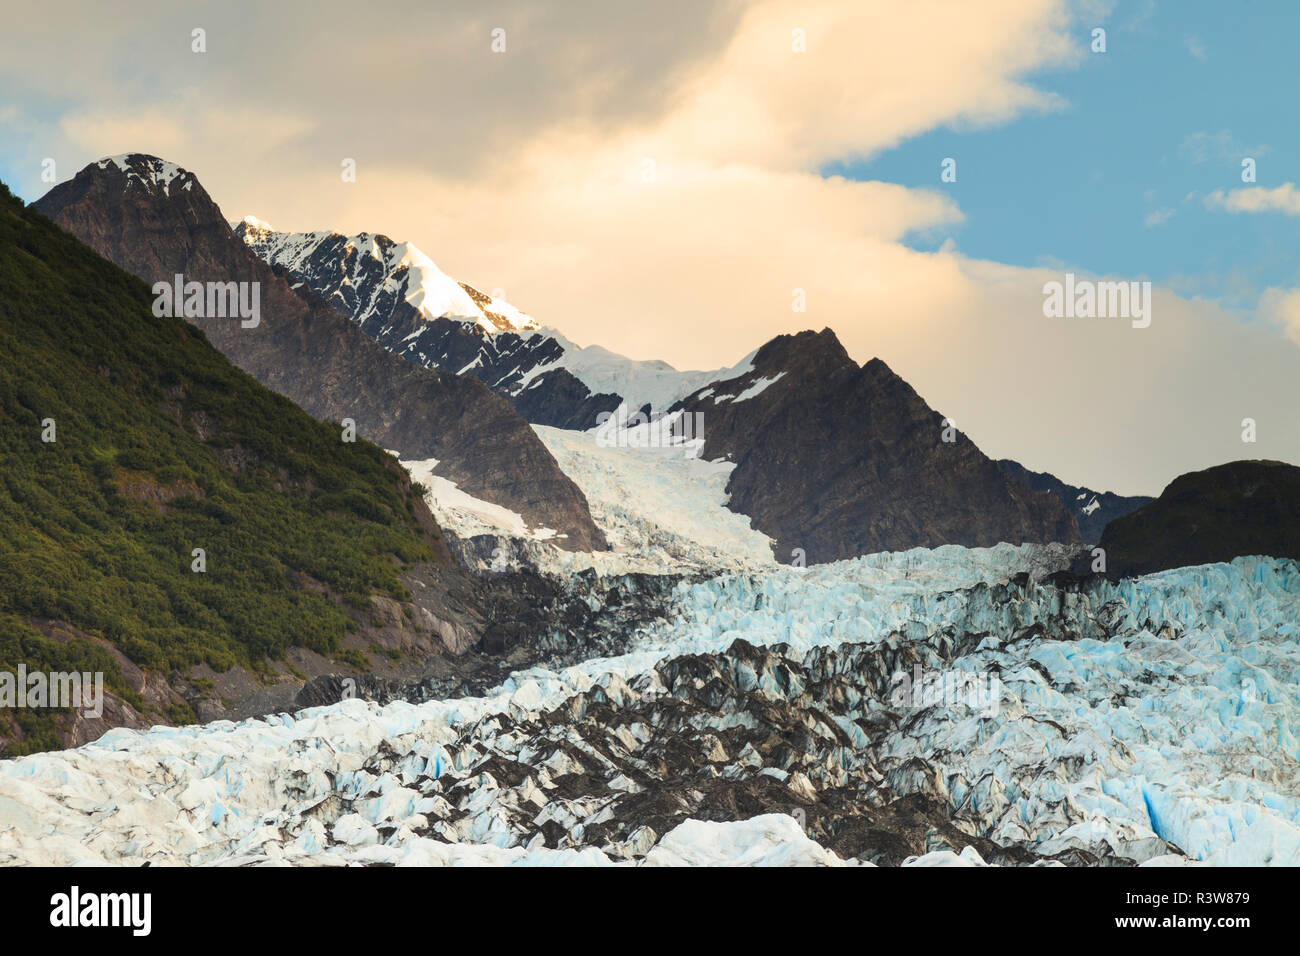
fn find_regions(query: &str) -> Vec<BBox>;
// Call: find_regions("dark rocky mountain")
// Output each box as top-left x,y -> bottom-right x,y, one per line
667,329 -> 1081,564
1097,460 -> 1300,578
32,155 -> 606,551
230,205 -> 1090,567
235,221 -> 726,429
343,311 -> 623,430
996,459 -> 1153,542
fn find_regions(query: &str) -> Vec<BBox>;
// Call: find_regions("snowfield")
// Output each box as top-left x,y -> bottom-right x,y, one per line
410,424 -> 779,575
530,423 -> 778,572
401,457 -> 558,542
510,332 -> 756,418
0,546 -> 1296,866
98,155 -> 189,195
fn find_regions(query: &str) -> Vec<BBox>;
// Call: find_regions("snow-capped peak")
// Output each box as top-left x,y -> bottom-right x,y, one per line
236,222 -> 539,332
95,154 -> 192,196
237,214 -> 275,237
383,238 -> 480,322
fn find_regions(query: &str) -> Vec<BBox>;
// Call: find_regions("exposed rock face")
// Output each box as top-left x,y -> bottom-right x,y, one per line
349,312 -> 623,430
996,459 -> 1153,543
1097,459 -> 1300,578
235,222 -> 626,428
235,225 -> 1096,568
32,155 -> 606,551
294,568 -> 688,709
236,222 -> 738,429
668,328 -> 1081,564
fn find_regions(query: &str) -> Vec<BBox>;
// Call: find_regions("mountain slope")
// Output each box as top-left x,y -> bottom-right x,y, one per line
32,156 -> 605,551
235,218 -> 539,333
1097,459 -> 1300,577
236,221 -> 744,429
231,206 -> 1086,566
995,459 -> 1153,542
668,329 -> 1081,563
0,177 -> 464,754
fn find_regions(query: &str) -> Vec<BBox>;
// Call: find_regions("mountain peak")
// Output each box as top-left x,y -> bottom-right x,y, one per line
236,214 -> 276,237
670,324 -> 1080,562
752,327 -> 855,375
235,221 -> 541,333
92,153 -> 195,197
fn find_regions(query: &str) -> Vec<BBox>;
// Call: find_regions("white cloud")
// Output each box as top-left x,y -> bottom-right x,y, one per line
1259,287 -> 1300,345
1205,183 -> 1300,217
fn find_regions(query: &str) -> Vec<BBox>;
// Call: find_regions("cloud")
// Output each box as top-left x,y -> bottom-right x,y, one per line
1,0 -> 1079,184
3,0 -> 1297,495
1259,287 -> 1300,345
1185,34 -> 1207,61
1205,183 -> 1300,217
644,0 -> 1076,171
1143,208 -> 1174,227
1179,130 -> 1267,165
59,103 -> 315,168
1,0 -> 745,182
1118,0 -> 1156,32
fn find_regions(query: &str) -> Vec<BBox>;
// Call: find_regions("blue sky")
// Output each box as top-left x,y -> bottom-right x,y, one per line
825,0 -> 1300,312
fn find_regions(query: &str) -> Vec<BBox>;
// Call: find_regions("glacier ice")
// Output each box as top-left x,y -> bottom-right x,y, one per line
0,546 -> 1295,866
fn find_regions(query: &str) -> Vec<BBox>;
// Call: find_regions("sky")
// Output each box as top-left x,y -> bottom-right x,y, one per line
1,0 -> 1297,496
827,0 -> 1300,310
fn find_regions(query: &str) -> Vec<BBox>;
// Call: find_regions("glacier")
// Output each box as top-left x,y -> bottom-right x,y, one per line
0,545 -> 1295,866
423,423 -> 780,575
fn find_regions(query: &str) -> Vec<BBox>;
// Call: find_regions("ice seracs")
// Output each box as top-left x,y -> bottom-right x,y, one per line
0,548 -> 1295,867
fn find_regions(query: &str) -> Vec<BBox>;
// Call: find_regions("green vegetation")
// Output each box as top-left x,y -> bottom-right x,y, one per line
0,179 -> 436,753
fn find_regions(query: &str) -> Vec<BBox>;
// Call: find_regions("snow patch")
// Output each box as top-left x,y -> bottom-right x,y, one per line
515,334 -> 757,417
401,458 -> 556,541
715,372 -> 785,403
97,155 -> 187,196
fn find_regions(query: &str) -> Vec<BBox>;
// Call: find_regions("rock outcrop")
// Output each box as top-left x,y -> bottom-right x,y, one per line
669,329 -> 1081,563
